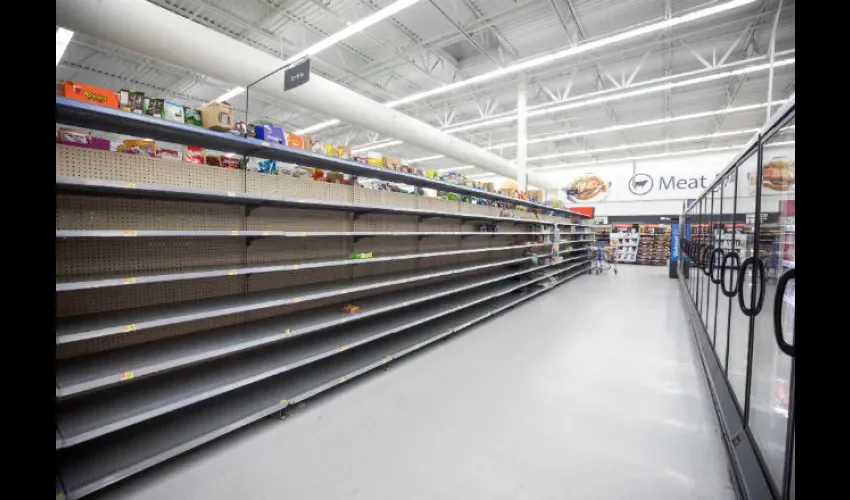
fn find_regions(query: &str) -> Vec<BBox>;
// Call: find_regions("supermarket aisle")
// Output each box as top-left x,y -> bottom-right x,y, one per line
95,266 -> 735,500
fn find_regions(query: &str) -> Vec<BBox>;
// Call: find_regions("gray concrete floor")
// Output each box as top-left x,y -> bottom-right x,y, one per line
95,265 -> 736,500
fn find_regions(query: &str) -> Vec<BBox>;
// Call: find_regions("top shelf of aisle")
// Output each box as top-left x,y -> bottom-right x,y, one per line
55,98 -> 589,219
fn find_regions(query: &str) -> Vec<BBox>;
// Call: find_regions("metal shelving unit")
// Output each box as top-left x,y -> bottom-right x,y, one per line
56,262 -> 589,500
56,97 -> 583,218
55,100 -> 593,499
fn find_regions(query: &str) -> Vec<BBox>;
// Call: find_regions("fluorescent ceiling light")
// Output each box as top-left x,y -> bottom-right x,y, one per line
533,141 -> 795,172
406,101 -> 787,164
297,119 -> 341,135
352,140 -> 403,154
295,0 -> 758,135
437,166 -> 475,173
444,58 -> 795,134
387,0 -> 757,108
285,0 -> 422,66
56,28 -> 74,66
527,129 -> 761,161
213,86 -> 246,103
217,0 -> 423,112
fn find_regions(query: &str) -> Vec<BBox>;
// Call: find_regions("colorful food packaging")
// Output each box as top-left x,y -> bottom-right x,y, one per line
183,107 -> 202,126
183,146 -> 205,165
60,81 -> 119,108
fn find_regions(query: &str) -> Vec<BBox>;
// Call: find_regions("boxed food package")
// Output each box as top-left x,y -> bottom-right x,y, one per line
285,132 -> 305,149
118,139 -> 156,157
184,146 -> 205,165
254,159 -> 278,175
205,156 -> 221,167
146,98 -> 165,118
337,145 -> 352,160
200,101 -> 234,132
56,128 -> 112,151
366,153 -> 383,167
305,136 -> 323,153
255,124 -> 285,144
119,89 -> 145,114
156,149 -> 181,160
60,81 -> 119,109
183,107 -> 202,126
324,144 -> 338,157
384,157 -> 401,170
163,101 -> 185,123
482,182 -> 495,192
325,172 -> 344,184
220,155 -> 241,169
527,190 -> 544,202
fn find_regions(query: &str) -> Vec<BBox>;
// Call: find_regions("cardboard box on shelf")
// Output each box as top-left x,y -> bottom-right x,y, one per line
325,172 -> 344,184
303,135 -> 323,153
119,89 -> 145,114
163,100 -> 185,123
384,157 -> 402,170
337,145 -> 352,159
60,81 -> 119,109
527,190 -> 544,202
199,101 -> 234,131
482,182 -> 495,192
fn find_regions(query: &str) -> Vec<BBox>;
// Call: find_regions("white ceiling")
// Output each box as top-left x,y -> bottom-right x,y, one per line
56,0 -> 795,182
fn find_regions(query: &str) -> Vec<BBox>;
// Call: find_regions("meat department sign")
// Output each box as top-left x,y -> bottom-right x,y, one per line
562,168 -> 718,203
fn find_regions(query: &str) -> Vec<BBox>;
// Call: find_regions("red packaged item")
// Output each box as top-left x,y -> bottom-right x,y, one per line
184,146 -> 205,165
220,156 -> 240,169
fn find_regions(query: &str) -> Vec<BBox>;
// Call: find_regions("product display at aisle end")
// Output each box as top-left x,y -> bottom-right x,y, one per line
54,95 -> 595,500
636,225 -> 671,266
678,97 -> 795,500
610,224 -> 638,263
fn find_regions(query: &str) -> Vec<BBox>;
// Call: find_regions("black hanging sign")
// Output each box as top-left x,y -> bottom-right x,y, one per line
284,58 -> 311,91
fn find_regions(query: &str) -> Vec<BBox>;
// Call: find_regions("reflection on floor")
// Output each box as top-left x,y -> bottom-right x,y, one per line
93,266 -> 736,500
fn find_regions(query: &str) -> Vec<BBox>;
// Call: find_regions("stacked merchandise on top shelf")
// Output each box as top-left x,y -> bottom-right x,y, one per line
610,224 -> 638,263
717,223 -> 748,255
636,224 -> 672,266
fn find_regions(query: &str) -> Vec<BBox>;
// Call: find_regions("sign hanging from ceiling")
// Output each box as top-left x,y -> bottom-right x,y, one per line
284,58 -> 311,91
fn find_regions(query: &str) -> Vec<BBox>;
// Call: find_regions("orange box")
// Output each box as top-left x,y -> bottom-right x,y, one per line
286,133 -> 305,149
60,81 -> 119,108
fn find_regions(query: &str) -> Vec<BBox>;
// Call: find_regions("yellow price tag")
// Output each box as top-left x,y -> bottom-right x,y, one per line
124,182 -> 137,189
119,371 -> 134,381
293,297 -> 301,303
122,277 -> 137,284
338,346 -> 346,352
338,376 -> 346,383
123,230 -> 138,236
340,289 -> 348,294
123,324 -> 137,332
291,264 -> 300,270
339,318 -> 347,324
298,232 -> 308,236
227,269 -> 238,276
260,231 -> 270,236
230,230 -> 239,235
279,399 -> 287,404
284,329 -> 291,337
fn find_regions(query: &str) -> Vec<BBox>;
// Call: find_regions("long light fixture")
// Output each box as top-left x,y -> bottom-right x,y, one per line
444,58 -> 795,134
358,59 -> 793,154
533,140 -> 796,172
56,28 -> 74,66
212,86 -> 246,103
216,0 -> 423,106
527,129 -> 760,161
296,0 -> 758,135
406,101 -> 786,164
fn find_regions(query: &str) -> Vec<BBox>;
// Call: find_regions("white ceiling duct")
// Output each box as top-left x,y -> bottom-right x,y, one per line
55,0 -> 557,189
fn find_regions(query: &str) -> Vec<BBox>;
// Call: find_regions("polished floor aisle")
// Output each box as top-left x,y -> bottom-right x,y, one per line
94,266 -> 736,500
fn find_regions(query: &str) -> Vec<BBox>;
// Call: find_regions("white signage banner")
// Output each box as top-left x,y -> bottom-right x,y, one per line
561,167 -> 719,203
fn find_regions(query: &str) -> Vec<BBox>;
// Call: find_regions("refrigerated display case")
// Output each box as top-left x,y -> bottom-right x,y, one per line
676,96 -> 795,500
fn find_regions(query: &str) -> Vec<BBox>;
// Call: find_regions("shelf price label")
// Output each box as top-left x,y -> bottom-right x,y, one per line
119,371 -> 134,381
338,346 -> 346,352
292,297 -> 302,303
230,230 -> 240,235
227,269 -> 238,276
260,231 -> 270,236
284,329 -> 291,337
124,182 -> 137,189
122,277 -> 137,284
123,230 -> 138,237
279,399 -> 287,404
226,192 -> 236,197
338,376 -> 346,383
123,324 -> 137,332
339,318 -> 347,324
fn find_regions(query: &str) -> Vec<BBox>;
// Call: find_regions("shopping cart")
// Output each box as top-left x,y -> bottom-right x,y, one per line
594,243 -> 617,275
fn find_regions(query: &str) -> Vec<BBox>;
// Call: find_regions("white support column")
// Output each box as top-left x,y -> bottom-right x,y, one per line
516,79 -> 528,192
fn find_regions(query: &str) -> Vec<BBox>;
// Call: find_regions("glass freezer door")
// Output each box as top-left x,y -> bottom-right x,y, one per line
715,169 -> 739,372
726,150 -> 758,412
748,116 -> 796,495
